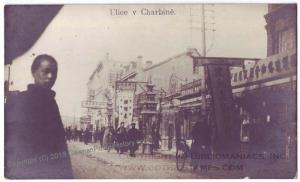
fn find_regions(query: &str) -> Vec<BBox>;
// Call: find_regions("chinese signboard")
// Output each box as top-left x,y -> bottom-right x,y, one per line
115,81 -> 136,91
231,50 -> 297,88
81,100 -> 107,109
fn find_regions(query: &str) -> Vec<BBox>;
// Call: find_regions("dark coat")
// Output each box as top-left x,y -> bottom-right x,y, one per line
5,84 -> 73,179
191,121 -> 211,146
127,128 -> 140,149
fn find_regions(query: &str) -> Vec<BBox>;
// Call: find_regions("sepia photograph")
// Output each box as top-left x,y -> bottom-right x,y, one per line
3,2 -> 297,179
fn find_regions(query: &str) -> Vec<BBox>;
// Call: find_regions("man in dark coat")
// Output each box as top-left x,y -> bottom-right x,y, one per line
5,54 -> 73,179
116,122 -> 127,153
65,126 -> 72,141
127,123 -> 140,157
83,128 -> 91,145
191,121 -> 212,170
151,128 -> 161,150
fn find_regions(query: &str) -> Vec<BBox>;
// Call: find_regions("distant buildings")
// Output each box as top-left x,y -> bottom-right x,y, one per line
83,54 -> 124,131
83,4 -> 296,157
119,48 -> 203,150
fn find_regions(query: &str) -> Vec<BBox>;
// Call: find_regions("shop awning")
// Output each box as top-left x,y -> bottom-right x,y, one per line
5,5 -> 63,65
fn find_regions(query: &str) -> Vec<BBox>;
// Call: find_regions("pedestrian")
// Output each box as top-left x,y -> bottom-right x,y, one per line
99,127 -> 105,148
73,127 -> 79,141
65,126 -> 72,141
83,128 -> 90,145
151,128 -> 161,150
102,126 -> 110,150
190,120 -> 212,171
79,128 -> 84,142
127,123 -> 140,157
5,54 -> 73,179
116,122 -> 127,153
107,126 -> 115,152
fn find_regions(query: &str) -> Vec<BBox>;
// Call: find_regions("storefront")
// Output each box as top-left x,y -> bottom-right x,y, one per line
234,81 -> 296,155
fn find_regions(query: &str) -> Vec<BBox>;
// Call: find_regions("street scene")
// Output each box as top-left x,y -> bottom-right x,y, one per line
4,3 -> 297,179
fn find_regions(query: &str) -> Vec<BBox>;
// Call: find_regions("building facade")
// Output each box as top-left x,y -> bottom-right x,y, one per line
83,54 -> 124,131
230,4 -> 297,157
120,49 -> 203,150
265,4 -> 297,56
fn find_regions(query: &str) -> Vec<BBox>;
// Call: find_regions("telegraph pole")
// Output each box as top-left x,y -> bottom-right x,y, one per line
201,4 -> 206,57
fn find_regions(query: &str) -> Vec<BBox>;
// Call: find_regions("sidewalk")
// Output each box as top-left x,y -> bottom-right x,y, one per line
154,149 -> 176,157
71,141 -> 296,179
145,146 -> 296,179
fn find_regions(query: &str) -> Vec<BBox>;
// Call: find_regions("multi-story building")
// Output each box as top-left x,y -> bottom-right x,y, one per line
225,4 -> 296,177
83,54 -> 124,131
119,48 -> 203,150
265,4 -> 296,56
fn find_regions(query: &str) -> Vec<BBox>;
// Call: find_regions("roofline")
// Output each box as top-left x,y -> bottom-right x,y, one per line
118,49 -> 201,81
118,71 -> 137,82
194,56 -> 260,61
143,51 -> 197,72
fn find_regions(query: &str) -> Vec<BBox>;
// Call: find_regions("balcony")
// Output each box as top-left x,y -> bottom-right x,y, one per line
179,79 -> 203,99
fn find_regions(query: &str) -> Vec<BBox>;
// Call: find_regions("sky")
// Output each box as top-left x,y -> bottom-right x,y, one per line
7,4 -> 268,118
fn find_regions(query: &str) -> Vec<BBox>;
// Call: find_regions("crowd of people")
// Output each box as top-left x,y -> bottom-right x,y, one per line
65,122 -> 161,157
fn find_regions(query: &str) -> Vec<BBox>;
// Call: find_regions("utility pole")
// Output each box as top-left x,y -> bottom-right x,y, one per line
189,4 -> 215,55
201,4 -> 206,57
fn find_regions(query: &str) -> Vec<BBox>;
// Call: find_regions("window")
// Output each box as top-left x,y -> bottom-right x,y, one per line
124,100 -> 128,104
243,69 -> 248,79
282,57 -> 289,70
124,107 -> 128,111
249,68 -> 254,78
234,73 -> 237,82
238,71 -> 243,81
278,28 -> 296,53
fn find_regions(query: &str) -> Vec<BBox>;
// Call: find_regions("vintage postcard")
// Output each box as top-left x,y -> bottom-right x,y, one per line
4,3 -> 297,179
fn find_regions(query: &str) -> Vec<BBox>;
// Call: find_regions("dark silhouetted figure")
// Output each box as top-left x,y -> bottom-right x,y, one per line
5,54 -> 73,179
191,121 -> 212,171
65,126 -> 72,141
79,128 -> 84,142
127,123 -> 140,157
116,122 -> 127,153
83,128 -> 90,145
151,128 -> 161,150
